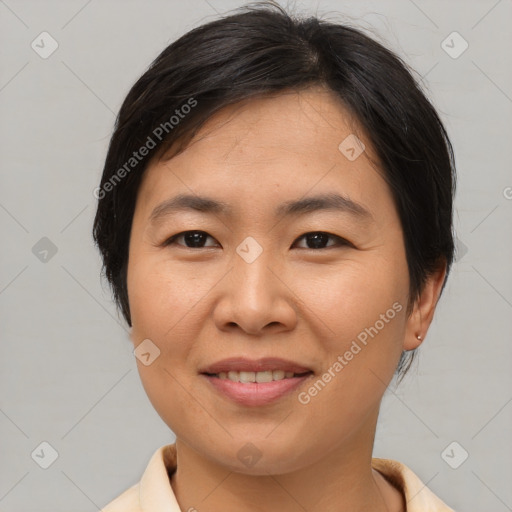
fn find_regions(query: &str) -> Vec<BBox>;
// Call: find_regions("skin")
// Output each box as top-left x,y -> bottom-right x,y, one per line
126,85 -> 446,512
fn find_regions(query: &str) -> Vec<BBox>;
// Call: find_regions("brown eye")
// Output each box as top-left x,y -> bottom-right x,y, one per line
164,230 -> 219,248
293,232 -> 351,250
163,230 -> 352,250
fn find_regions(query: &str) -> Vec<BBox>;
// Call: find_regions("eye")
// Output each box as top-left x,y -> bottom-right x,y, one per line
292,231 -> 351,250
163,230 -> 219,248
162,230 -> 352,250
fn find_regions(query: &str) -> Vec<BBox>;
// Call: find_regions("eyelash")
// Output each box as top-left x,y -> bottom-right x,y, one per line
162,230 -> 353,250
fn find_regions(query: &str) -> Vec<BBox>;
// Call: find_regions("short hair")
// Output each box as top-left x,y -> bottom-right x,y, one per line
92,1 -> 456,382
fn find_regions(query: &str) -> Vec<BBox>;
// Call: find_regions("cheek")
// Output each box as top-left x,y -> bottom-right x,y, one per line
292,258 -> 406,404
127,261 -> 194,413
127,257 -> 222,406
127,259 -> 210,433
294,254 -> 407,343
128,256 -> 208,340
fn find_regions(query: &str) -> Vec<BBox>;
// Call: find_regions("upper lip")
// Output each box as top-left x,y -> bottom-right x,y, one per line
199,357 -> 313,375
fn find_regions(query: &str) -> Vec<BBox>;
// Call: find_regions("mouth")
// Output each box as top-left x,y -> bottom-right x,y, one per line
202,370 -> 313,383
198,357 -> 314,406
198,356 -> 313,376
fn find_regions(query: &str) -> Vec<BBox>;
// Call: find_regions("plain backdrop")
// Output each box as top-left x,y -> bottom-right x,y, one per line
0,1 -> 511,511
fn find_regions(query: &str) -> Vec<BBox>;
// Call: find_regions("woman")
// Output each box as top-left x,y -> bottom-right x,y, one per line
94,2 -> 457,510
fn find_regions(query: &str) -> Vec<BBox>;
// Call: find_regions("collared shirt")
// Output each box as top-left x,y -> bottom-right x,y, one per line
101,444 -> 456,511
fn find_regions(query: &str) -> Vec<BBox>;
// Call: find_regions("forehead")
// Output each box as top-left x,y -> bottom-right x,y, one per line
136,86 -> 391,221
175,86 -> 367,162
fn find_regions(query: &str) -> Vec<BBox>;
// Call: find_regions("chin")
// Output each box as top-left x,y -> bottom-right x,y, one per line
202,436 -> 301,475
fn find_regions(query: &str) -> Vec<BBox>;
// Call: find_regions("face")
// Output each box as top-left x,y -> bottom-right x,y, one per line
127,86 -> 414,474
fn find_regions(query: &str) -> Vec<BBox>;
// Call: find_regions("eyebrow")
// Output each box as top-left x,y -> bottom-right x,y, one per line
148,192 -> 374,224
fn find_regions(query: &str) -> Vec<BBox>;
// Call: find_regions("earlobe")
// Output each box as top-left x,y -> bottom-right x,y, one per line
403,331 -> 424,351
403,261 -> 447,351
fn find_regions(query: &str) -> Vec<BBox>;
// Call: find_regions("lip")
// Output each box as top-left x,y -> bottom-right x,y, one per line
201,373 -> 313,406
199,357 -> 313,374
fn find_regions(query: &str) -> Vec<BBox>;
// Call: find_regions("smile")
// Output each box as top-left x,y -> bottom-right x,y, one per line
205,370 -> 311,383
201,371 -> 313,406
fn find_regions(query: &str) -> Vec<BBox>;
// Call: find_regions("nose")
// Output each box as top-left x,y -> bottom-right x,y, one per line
212,240 -> 298,336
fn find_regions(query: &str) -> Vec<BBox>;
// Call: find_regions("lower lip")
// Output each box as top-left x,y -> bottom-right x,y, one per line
201,373 -> 313,406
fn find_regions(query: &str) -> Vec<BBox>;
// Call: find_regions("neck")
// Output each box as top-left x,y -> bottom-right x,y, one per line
169,412 -> 404,512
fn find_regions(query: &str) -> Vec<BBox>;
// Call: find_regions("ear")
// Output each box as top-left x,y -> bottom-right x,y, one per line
404,260 -> 447,351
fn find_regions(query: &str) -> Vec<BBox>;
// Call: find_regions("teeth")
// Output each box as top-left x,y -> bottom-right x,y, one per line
272,370 -> 285,381
239,371 -> 255,383
216,370 -> 300,383
256,370 -> 273,383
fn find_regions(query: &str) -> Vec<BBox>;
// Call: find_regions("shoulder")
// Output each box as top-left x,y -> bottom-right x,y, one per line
100,444 -> 178,511
101,483 -> 141,512
372,457 -> 457,512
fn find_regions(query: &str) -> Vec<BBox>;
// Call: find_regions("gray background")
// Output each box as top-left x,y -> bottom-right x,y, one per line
1,0 -> 511,510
